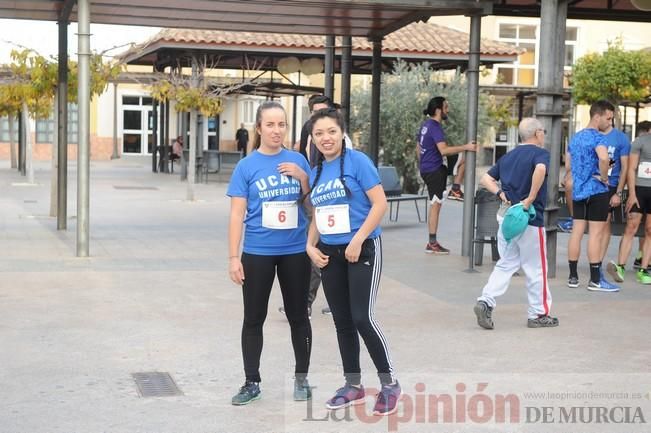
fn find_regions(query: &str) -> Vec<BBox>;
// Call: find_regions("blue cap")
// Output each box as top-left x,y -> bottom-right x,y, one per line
501,203 -> 536,242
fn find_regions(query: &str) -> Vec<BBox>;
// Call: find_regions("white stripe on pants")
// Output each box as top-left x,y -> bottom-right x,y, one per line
477,217 -> 552,319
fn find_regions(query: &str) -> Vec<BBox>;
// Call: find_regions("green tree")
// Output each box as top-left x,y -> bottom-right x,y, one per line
571,40 -> 651,111
350,60 -> 493,193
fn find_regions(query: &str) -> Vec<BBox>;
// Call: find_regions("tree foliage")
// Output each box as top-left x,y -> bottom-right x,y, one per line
151,79 -> 223,117
350,61 -> 493,193
571,39 -> 651,105
0,49 -> 120,119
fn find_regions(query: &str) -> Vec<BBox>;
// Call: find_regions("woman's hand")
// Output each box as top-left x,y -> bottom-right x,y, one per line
229,257 -> 245,285
345,239 -> 363,263
277,162 -> 306,182
307,245 -> 329,269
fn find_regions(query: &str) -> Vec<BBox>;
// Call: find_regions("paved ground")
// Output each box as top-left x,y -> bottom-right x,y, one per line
1,158 -> 649,433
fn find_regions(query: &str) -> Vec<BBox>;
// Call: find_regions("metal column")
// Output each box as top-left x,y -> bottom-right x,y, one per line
324,35 -> 335,100
537,0 -> 568,278
369,37 -> 383,165
340,35 -> 352,130
111,82 -> 119,159
77,0 -> 91,257
57,16 -> 69,230
152,100 -> 158,172
462,14 -> 482,257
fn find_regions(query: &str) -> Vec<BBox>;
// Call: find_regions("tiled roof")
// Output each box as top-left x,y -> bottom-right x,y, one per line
144,21 -> 520,57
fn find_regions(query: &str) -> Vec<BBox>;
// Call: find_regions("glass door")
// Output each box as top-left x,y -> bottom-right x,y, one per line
122,96 -> 156,155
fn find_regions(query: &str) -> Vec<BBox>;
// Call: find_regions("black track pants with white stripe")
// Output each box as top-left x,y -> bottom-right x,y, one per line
318,236 -> 395,386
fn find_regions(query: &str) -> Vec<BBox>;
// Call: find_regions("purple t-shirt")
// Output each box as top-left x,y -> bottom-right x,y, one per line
418,118 -> 445,174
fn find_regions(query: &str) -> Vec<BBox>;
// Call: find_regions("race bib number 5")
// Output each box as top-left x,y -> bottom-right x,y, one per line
262,201 -> 298,229
315,204 -> 351,235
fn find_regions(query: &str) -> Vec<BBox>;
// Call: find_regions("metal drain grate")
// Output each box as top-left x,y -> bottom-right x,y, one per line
132,372 -> 183,397
113,186 -> 159,191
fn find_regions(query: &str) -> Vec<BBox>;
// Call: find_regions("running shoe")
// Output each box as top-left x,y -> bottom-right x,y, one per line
373,381 -> 402,416
425,242 -> 450,255
325,384 -> 365,410
448,189 -> 464,201
321,307 -> 331,315
567,276 -> 579,288
231,381 -> 261,405
293,377 -> 312,401
606,261 -> 625,283
587,277 -> 620,292
557,218 -> 573,233
527,315 -> 559,328
473,300 -> 494,330
637,269 -> 651,285
634,257 -> 642,270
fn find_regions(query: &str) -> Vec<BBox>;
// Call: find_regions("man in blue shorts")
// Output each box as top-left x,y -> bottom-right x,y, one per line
566,100 -> 618,292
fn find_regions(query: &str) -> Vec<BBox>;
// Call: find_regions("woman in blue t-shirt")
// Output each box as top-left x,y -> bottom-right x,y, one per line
227,101 -> 312,405
305,109 -> 401,416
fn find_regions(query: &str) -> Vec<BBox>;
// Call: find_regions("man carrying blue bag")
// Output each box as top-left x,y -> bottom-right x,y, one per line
473,117 -> 559,330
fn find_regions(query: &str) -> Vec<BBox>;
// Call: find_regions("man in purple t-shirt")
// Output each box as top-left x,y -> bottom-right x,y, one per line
418,96 -> 477,254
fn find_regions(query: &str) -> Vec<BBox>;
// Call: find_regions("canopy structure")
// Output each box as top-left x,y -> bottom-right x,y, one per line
1,0 -> 493,36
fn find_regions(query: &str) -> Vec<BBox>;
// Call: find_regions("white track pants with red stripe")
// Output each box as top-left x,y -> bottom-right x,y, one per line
477,218 -> 552,319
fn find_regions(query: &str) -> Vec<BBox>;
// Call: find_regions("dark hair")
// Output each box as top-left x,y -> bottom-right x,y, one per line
307,108 -> 351,200
423,96 -> 446,116
308,95 -> 334,111
637,120 -> 651,135
589,100 -> 615,118
252,101 -> 286,149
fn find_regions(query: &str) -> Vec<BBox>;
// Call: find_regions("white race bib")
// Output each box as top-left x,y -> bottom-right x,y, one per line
638,162 -> 651,179
262,201 -> 298,230
315,204 -> 351,235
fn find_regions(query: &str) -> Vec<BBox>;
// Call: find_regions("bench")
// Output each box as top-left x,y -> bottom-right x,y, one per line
378,166 -> 428,223
202,150 -> 243,183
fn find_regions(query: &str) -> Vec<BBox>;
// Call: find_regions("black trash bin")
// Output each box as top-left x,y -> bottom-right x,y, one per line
473,188 -> 500,266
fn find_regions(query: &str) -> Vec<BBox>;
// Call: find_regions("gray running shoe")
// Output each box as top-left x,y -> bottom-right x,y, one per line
293,378 -> 312,401
527,315 -> 559,328
231,381 -> 261,405
473,301 -> 494,330
567,276 -> 579,288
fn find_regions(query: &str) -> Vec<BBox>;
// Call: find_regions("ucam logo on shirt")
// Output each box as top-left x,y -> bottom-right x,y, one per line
255,174 -> 301,199
310,178 -> 348,206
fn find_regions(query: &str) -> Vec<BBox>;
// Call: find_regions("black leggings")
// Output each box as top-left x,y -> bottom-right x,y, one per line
240,252 -> 311,383
319,237 -> 395,385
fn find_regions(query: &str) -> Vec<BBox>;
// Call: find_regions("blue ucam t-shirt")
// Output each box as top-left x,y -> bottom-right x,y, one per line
227,149 -> 310,255
487,144 -> 549,227
418,118 -> 445,174
602,128 -> 631,187
568,128 -> 609,201
309,149 -> 382,245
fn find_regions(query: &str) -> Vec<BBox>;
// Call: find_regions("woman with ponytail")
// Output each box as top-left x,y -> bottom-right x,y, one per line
306,108 -> 401,416
227,101 -> 312,405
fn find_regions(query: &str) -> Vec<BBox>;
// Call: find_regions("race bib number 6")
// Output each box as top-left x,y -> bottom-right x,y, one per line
315,204 -> 351,235
262,201 -> 298,229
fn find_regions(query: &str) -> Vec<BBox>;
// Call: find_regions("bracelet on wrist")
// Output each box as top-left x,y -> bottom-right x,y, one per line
495,189 -> 503,198
229,255 -> 239,259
